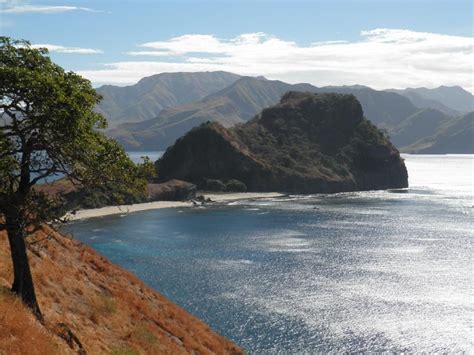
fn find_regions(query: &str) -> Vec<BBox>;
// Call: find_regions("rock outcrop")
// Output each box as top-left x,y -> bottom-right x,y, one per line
147,179 -> 196,201
156,92 -> 408,193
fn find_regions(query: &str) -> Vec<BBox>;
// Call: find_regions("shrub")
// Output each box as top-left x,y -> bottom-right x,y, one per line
225,179 -> 247,192
89,295 -> 117,323
205,179 -> 226,191
109,346 -> 140,355
133,324 -> 158,345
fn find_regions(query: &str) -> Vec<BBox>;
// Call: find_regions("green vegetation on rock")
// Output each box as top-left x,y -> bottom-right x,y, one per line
0,37 -> 148,321
156,92 -> 408,194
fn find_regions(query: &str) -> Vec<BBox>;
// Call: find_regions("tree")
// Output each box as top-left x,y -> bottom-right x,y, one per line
0,37 -> 146,321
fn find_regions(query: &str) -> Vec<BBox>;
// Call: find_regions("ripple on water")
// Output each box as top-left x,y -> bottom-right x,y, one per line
64,155 -> 474,353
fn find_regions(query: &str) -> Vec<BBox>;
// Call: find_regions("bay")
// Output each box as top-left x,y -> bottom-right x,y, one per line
63,154 -> 473,353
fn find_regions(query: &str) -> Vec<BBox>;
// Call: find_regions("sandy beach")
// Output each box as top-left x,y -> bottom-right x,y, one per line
65,192 -> 285,221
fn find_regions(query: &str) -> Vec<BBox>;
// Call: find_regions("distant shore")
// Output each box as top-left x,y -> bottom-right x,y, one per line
65,192 -> 285,221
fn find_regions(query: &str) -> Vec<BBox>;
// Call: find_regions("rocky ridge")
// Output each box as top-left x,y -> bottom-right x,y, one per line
156,92 -> 408,193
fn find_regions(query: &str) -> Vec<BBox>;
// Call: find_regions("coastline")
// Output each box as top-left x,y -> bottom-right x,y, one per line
65,192 -> 285,221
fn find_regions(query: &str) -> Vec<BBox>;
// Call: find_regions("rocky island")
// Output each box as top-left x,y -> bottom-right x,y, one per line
156,92 -> 408,193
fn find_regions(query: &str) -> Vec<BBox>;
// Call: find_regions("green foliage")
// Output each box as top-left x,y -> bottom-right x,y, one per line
204,179 -> 226,192
136,156 -> 158,182
0,36 -> 147,226
108,347 -> 140,355
133,324 -> 158,345
225,179 -> 247,192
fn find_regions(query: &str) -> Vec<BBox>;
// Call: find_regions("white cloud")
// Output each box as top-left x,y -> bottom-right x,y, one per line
78,29 -> 474,91
126,51 -> 171,57
0,5 -> 100,14
32,44 -> 103,54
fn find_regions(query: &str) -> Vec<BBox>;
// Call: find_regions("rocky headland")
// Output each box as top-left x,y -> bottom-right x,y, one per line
156,92 -> 408,193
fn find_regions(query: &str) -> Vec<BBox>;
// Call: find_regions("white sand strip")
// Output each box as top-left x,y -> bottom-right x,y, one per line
200,192 -> 285,202
65,192 -> 285,221
65,201 -> 193,221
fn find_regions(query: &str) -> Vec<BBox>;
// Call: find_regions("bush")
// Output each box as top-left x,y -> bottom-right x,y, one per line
225,179 -> 247,192
204,179 -> 226,191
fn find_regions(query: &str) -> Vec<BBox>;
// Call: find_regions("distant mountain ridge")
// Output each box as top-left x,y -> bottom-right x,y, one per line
390,86 -> 474,114
96,71 -> 241,126
98,72 -> 473,154
107,77 -> 316,149
404,112 -> 474,154
108,77 -> 425,150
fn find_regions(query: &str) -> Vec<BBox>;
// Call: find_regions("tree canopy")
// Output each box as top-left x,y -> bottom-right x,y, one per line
0,36 -> 148,319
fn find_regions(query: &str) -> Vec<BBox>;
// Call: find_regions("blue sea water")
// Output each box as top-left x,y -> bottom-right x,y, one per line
63,155 -> 473,353
35,151 -> 164,183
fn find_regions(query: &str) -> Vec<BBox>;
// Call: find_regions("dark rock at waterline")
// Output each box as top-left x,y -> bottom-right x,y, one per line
147,179 -> 196,201
156,92 -> 408,193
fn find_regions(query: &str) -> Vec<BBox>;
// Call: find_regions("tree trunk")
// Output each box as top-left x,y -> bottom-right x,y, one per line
5,214 -> 43,322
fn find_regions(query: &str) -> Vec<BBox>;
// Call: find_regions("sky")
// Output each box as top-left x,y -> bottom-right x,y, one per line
1,0 -> 473,91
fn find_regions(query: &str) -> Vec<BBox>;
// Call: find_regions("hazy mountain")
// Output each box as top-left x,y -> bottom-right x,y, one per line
390,108 -> 451,148
102,71 -> 471,153
108,77 -> 423,151
386,89 -> 459,116
96,71 -> 241,126
390,86 -> 474,113
312,86 -> 419,128
404,112 -> 474,154
108,77 -> 315,150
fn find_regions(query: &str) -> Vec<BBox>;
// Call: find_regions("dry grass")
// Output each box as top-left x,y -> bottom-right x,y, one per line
0,226 -> 242,354
0,287 -> 67,355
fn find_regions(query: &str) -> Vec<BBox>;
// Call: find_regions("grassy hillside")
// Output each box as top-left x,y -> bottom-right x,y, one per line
404,112 -> 474,153
0,226 -> 242,354
107,77 -> 302,150
390,108 -> 451,147
96,71 -> 241,126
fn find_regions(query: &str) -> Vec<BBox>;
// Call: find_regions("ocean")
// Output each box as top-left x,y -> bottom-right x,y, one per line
63,154 -> 473,353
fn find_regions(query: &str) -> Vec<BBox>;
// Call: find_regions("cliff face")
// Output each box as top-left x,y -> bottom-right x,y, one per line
0,226 -> 242,354
156,92 -> 408,193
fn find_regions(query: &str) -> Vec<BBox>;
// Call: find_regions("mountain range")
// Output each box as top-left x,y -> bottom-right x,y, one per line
389,86 -> 474,114
96,72 -> 473,154
96,71 -> 241,126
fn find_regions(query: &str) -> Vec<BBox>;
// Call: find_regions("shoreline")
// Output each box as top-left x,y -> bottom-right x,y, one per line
64,192 -> 285,221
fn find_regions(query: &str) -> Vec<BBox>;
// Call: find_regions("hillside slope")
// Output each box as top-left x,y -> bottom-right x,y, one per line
156,92 -> 408,193
391,86 -> 474,113
107,77 -> 310,150
0,226 -> 242,355
96,71 -> 241,126
404,112 -> 474,154
313,86 -> 419,128
390,108 -> 451,148
108,78 -> 422,151
101,72 -> 470,154
387,89 -> 459,115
